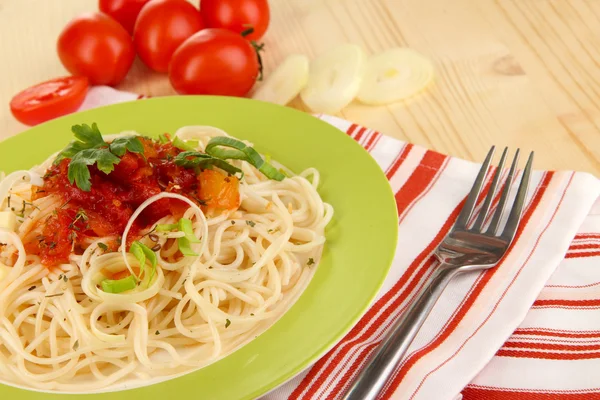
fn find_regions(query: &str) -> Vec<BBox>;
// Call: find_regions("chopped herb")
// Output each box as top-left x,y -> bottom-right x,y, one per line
109,136 -> 144,157
35,189 -> 46,194
156,223 -> 177,231
246,220 -> 256,228
158,133 -> 170,144
130,241 -> 158,283
101,276 -> 137,293
59,198 -> 72,209
267,229 -> 274,233
7,195 -> 10,208
250,313 -> 254,316
97,242 -> 108,251
307,258 -> 315,266
69,209 -> 88,229
208,266 -> 213,269
172,136 -> 199,151
225,319 -> 231,328
49,242 -> 57,249
72,340 -> 79,351
45,293 -> 64,298
174,151 -> 243,178
155,330 -> 160,335
54,123 -> 144,191
204,136 -> 285,180
28,285 -> 36,291
231,221 -> 236,225
63,275 -> 68,283
58,274 -> 64,281
189,193 -> 208,206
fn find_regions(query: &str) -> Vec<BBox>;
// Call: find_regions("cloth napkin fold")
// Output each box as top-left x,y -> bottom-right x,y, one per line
76,87 -> 600,400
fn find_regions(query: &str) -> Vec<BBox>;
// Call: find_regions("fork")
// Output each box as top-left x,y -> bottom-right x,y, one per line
342,146 -> 534,400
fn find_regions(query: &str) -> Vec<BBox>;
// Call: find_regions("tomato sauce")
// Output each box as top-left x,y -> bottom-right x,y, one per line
32,137 -> 240,266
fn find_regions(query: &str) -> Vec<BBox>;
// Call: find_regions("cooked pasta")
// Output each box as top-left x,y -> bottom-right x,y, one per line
0,125 -> 332,392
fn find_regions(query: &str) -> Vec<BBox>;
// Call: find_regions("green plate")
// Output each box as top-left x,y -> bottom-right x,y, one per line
0,96 -> 397,400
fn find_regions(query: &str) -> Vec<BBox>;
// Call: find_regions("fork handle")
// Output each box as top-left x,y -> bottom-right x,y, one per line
341,264 -> 460,400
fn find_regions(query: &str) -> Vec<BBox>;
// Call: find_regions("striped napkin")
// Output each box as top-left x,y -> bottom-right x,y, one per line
77,87 -> 600,399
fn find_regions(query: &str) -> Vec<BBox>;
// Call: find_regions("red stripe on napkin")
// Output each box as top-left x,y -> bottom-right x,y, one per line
462,386 -> 600,399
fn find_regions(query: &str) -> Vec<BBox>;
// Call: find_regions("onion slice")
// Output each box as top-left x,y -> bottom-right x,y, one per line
300,44 -> 365,113
357,48 -> 434,105
252,54 -> 309,106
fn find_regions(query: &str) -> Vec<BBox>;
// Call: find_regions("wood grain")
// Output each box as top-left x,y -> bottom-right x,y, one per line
1,0 -> 599,175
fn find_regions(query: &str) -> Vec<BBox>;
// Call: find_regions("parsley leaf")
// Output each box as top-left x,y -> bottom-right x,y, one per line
225,319 -> 231,328
97,242 -> 108,251
55,123 -> 105,163
307,258 -> 315,266
54,124 -> 146,191
67,148 -> 120,191
109,136 -> 144,157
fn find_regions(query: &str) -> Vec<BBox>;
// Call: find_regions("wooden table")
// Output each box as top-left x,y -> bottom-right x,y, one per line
1,0 -> 600,175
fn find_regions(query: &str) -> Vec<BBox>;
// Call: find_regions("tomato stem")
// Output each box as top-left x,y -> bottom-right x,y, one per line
251,41 -> 265,81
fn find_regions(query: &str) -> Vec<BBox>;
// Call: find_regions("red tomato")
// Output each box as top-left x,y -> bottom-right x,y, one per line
10,76 -> 89,126
57,13 -> 135,86
169,28 -> 259,96
199,0 -> 270,40
99,0 -> 151,34
133,0 -> 204,73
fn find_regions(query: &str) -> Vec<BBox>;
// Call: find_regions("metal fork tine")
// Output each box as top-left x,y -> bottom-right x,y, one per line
486,149 -> 520,235
454,146 -> 495,231
500,151 -> 534,241
472,147 -> 508,232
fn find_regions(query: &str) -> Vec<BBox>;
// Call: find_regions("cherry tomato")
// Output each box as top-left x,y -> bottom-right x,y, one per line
200,0 -> 270,40
169,28 -> 259,96
133,0 -> 204,73
99,0 -> 151,34
10,76 -> 89,126
57,13 -> 135,86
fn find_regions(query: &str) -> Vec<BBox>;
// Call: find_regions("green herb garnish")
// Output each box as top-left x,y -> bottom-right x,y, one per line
307,258 -> 315,266
54,124 -> 144,191
158,133 -> 170,144
246,220 -> 256,228
172,136 -> 199,151
205,137 -> 284,181
100,275 -> 137,294
130,241 -> 158,283
174,151 -> 243,178
225,319 -> 231,328
97,242 -> 108,251
155,218 -> 201,257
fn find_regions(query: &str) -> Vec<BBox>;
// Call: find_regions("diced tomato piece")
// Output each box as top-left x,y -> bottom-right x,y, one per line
198,169 -> 240,211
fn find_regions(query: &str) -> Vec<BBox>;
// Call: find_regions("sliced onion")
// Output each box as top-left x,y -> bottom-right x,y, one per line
357,48 -> 434,105
300,44 -> 365,113
252,54 -> 309,106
